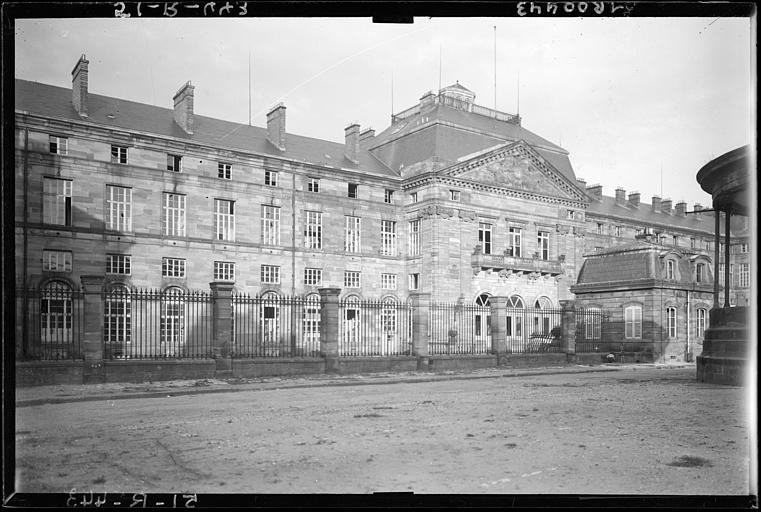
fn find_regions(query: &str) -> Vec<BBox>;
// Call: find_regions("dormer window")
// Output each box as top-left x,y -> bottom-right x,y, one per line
450,190 -> 461,201
696,263 -> 705,283
666,260 -> 676,280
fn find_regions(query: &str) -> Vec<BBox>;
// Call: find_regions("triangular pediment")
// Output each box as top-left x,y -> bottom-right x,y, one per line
442,140 -> 587,202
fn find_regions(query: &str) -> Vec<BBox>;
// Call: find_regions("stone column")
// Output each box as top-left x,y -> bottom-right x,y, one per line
560,299 -> 576,361
318,288 -> 341,373
210,281 -> 234,373
408,292 -> 431,370
490,296 -> 507,355
80,275 -> 105,384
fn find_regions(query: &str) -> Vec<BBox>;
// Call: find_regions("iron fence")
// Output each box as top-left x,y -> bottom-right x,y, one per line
338,299 -> 412,356
504,307 -> 563,354
103,288 -> 213,359
429,302 -> 492,355
18,286 -> 84,360
232,294 -> 320,358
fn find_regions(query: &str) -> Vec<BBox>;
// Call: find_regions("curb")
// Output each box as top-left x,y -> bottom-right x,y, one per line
15,365 -> 630,407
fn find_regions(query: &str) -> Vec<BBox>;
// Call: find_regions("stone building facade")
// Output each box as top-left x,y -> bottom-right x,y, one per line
15,55 -> 746,323
570,240 -> 715,362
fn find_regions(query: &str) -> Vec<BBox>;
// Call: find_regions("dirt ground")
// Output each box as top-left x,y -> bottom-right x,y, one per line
14,366 -> 754,495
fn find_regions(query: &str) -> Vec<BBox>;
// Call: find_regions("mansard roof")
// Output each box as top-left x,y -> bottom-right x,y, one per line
370,102 -> 575,182
15,79 -> 397,178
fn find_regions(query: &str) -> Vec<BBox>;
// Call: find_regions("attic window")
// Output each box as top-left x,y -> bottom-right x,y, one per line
167,154 -> 182,172
348,183 -> 358,199
49,135 -> 68,155
450,190 -> 461,201
265,170 -> 278,187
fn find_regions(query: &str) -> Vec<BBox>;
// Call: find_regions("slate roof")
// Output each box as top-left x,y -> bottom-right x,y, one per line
15,79 -> 397,178
575,242 -> 657,285
585,194 -> 718,235
370,102 -> 576,183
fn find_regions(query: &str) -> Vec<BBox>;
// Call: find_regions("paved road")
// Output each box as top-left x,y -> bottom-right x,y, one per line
15,366 -> 752,495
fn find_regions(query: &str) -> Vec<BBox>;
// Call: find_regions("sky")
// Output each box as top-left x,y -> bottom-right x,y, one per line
14,15 -> 754,207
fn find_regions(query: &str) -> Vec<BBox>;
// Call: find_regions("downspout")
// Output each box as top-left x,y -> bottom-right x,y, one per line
22,127 -> 29,358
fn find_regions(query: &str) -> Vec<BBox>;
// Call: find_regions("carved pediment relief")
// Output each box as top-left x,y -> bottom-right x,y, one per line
444,142 -> 584,201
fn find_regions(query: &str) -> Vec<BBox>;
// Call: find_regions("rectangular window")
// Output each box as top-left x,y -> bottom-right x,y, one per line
696,263 -> 705,283
345,216 -> 361,253
730,264 -> 735,285
104,289 -> 131,347
666,260 -> 675,280
666,307 -> 677,338
106,254 -> 131,275
261,205 -> 281,246
218,162 -> 232,180
408,273 -> 420,290
410,192 -> 418,203
478,222 -> 492,254
304,268 -> 322,286
43,177 -> 72,226
615,226 -> 623,237
595,246 -> 604,252
408,219 -> 421,256
261,264 -> 280,284
537,231 -> 550,260
162,193 -> 186,236
348,183 -> 358,198
739,263 -> 750,287
673,235 -> 679,246
214,199 -> 235,241
381,273 -> 397,290
740,243 -> 748,253
162,257 -> 186,278
450,190 -> 461,201
596,222 -> 603,234
106,185 -> 132,232
265,170 -> 277,186
624,305 -> 642,339
344,271 -> 361,288
304,211 -> 322,249
381,220 -> 397,256
690,238 -> 696,249
567,209 -> 575,221
384,189 -> 394,204
308,178 -> 320,193
49,135 -> 68,155
696,308 -> 707,338
166,154 -> 182,172
584,310 -> 602,340
508,227 -> 522,257
111,145 -> 128,164
42,250 -> 72,272
214,261 -> 235,281
704,241 -> 711,251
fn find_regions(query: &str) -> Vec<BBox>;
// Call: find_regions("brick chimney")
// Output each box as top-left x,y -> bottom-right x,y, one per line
71,54 -> 89,117
266,103 -> 286,151
615,187 -> 626,205
586,184 -> 602,200
172,81 -> 194,135
344,123 -> 360,164
359,128 -> 375,143
675,201 -> 687,217
628,192 -> 641,208
576,178 -> 586,189
651,196 -> 662,212
661,198 -> 673,214
694,203 -> 703,216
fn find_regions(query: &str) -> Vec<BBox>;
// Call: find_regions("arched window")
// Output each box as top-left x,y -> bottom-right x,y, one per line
104,285 -> 131,359
533,296 -> 553,335
666,307 -> 677,338
506,295 -> 524,339
260,291 -> 281,353
41,281 -> 73,358
342,295 -> 361,354
474,293 -> 491,339
302,293 -> 320,354
161,287 -> 185,357
696,308 -> 707,339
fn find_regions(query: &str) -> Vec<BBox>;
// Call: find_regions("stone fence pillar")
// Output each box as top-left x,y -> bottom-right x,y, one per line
490,296 -> 507,355
318,287 -> 341,373
560,299 -> 576,360
408,292 -> 431,370
210,281 -> 234,372
80,275 -> 105,383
